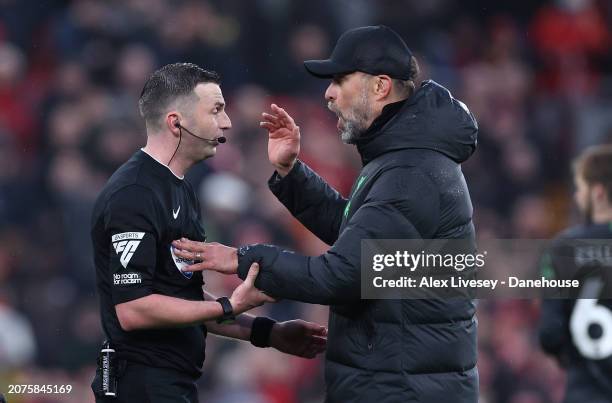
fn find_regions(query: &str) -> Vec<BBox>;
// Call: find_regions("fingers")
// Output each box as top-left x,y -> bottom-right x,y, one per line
300,324 -> 327,358
260,113 -> 280,129
302,338 -> 327,358
260,104 -> 298,136
172,238 -> 203,253
261,108 -> 282,124
312,326 -> 328,337
271,103 -> 285,115
260,292 -> 276,303
270,104 -> 295,128
180,261 -> 217,272
305,333 -> 327,353
309,335 -> 327,345
260,112 -> 285,133
173,248 -> 201,261
260,121 -> 278,131
294,322 -> 327,358
173,238 -> 219,263
262,112 -> 279,122
306,325 -> 327,337
311,341 -> 327,352
300,321 -> 328,337
244,262 -> 260,286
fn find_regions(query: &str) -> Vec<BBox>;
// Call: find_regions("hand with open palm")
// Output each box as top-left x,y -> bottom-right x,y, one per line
260,104 -> 300,177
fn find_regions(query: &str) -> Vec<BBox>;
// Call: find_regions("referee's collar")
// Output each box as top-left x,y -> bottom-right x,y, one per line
139,148 -> 185,181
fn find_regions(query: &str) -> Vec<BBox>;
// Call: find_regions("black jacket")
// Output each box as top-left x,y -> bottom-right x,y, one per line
237,80 -> 479,402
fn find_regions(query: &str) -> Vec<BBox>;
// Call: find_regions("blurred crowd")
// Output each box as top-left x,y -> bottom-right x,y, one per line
0,0 -> 611,402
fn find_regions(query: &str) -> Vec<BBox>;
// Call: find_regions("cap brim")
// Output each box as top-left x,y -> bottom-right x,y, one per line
304,59 -> 353,78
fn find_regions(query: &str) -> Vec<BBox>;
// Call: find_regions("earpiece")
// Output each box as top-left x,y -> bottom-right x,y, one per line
174,121 -> 180,128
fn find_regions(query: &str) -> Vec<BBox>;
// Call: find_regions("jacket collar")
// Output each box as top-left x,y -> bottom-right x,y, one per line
354,80 -> 478,166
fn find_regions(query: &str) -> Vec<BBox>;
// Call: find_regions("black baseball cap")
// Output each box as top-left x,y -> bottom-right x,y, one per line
304,25 -> 413,80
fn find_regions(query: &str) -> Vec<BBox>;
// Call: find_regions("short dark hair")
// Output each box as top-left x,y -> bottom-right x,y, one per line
573,144 -> 612,201
138,63 -> 220,129
392,56 -> 420,98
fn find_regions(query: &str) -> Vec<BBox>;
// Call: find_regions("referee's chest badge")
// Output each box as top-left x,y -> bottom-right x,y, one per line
170,245 -> 194,279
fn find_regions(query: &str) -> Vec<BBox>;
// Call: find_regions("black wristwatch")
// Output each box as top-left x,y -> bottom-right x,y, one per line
216,296 -> 235,324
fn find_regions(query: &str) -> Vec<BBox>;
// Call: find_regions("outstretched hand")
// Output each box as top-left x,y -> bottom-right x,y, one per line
269,319 -> 327,359
260,104 -> 300,177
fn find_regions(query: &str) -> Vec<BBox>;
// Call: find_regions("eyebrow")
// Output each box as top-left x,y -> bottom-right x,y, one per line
332,74 -> 347,82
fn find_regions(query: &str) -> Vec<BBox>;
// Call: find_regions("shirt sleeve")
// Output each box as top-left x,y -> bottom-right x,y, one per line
104,185 -> 161,305
237,167 -> 439,304
268,160 -> 348,246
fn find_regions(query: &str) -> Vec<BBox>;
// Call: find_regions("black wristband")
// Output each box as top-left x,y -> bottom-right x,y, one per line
250,316 -> 276,348
216,297 -> 235,324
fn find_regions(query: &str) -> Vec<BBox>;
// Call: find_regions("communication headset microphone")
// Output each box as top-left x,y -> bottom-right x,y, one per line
167,120 -> 227,166
173,121 -> 227,144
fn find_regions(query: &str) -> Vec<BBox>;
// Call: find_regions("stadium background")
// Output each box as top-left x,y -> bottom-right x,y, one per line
0,0 -> 611,402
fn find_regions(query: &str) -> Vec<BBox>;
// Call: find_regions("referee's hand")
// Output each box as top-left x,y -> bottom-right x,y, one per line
172,238 -> 238,274
229,263 -> 275,314
270,320 -> 327,359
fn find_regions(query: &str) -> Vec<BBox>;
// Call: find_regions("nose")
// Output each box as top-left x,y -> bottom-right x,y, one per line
220,111 -> 232,130
325,82 -> 336,103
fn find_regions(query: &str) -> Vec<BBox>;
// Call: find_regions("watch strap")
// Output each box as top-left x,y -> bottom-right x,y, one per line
216,296 -> 235,324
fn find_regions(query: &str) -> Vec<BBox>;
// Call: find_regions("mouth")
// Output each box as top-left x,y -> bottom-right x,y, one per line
329,106 -> 344,130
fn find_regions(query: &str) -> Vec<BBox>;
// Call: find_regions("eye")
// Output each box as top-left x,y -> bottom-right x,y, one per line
332,75 -> 345,84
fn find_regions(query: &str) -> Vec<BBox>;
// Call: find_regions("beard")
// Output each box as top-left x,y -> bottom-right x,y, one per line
328,87 -> 371,144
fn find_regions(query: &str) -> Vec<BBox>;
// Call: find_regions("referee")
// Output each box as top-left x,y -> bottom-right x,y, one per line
90,63 -> 326,402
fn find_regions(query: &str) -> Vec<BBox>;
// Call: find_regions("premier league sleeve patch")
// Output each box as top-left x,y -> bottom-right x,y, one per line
170,245 -> 195,279
109,231 -> 157,304
112,232 -> 145,268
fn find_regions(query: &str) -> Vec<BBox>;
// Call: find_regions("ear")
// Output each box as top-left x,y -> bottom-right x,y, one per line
165,112 -> 181,137
372,75 -> 393,101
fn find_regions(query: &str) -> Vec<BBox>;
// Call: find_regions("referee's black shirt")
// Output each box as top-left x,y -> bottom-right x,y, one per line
91,149 -> 207,377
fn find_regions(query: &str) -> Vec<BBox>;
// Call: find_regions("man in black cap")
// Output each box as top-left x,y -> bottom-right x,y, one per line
173,26 -> 479,402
